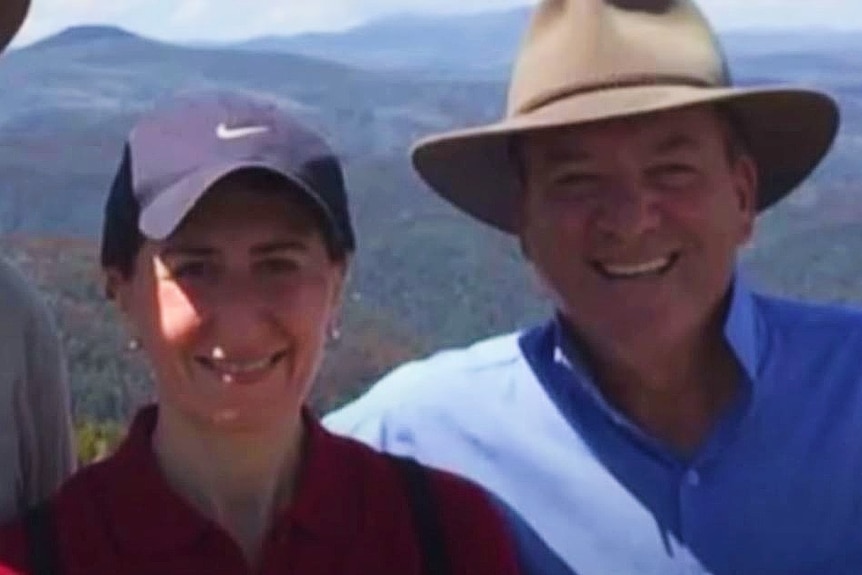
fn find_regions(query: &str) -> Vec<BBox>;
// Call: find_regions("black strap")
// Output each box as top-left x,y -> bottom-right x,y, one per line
391,456 -> 450,575
23,502 -> 60,575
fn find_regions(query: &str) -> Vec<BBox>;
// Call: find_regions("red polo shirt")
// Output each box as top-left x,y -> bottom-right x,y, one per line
0,405 -> 520,575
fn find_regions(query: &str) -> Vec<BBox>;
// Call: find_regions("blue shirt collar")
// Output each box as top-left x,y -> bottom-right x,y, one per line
722,274 -> 761,385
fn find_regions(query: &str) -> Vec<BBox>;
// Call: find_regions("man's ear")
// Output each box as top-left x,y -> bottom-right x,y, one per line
515,177 -> 542,262
732,152 -> 758,242
512,172 -> 532,261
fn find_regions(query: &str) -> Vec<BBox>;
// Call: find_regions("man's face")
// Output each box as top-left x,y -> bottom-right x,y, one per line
517,105 -> 757,349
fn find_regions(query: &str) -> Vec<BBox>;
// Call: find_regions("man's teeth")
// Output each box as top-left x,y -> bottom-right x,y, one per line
601,257 -> 672,277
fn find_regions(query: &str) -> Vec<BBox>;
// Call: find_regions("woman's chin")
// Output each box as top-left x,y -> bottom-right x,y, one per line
199,401 -> 302,434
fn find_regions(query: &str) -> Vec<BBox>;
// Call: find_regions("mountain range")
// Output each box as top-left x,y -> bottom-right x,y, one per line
233,9 -> 862,77
0,10 -> 861,419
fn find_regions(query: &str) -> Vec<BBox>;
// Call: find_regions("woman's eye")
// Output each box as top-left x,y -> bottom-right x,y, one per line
257,258 -> 299,274
169,261 -> 214,279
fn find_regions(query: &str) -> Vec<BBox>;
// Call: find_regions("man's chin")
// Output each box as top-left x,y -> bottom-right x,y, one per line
568,303 -> 687,348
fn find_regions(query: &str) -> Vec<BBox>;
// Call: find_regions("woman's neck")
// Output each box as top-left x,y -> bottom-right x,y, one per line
152,403 -> 305,566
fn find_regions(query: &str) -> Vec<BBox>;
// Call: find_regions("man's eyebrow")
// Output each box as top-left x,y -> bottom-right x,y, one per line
651,133 -> 701,155
542,146 -> 593,166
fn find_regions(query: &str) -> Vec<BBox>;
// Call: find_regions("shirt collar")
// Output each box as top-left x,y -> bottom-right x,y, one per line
553,273 -> 763,402
722,274 -> 761,385
91,404 -> 361,557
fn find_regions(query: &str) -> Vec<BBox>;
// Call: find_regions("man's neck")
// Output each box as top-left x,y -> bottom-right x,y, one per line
153,404 -> 304,567
567,316 -> 742,456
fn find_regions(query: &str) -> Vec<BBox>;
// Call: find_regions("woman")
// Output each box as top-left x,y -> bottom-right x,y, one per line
0,92 -> 521,574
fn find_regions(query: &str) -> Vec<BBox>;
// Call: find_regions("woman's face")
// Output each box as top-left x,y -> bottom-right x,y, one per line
108,176 -> 347,431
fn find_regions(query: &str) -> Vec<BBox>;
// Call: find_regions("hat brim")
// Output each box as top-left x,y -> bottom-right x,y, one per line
0,0 -> 29,53
139,161 -> 340,241
411,85 -> 839,233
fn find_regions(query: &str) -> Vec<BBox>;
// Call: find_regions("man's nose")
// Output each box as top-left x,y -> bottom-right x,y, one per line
593,185 -> 661,241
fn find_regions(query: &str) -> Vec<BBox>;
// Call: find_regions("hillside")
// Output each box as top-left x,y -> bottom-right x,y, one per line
0,24 -> 534,354
0,15 -> 860,422
0,235 -> 425,420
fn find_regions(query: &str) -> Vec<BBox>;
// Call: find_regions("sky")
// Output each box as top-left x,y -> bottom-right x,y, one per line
13,0 -> 862,47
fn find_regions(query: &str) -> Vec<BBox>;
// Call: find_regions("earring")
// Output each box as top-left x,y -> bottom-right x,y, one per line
328,323 -> 342,343
126,338 -> 141,352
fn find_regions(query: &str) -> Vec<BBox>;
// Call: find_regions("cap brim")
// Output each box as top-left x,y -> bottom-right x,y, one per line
411,84 -> 839,233
0,0 -> 29,53
139,161 -> 340,241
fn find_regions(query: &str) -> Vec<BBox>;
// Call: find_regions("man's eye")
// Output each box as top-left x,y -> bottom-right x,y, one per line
552,172 -> 600,187
650,164 -> 698,185
657,163 -> 695,173
545,172 -> 604,204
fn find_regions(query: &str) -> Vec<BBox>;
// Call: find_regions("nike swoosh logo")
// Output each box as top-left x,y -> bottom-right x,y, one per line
215,123 -> 270,140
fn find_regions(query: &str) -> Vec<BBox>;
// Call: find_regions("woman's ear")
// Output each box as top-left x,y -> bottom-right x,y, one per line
329,255 -> 351,311
103,268 -> 132,314
104,268 -> 143,351
323,257 -> 350,345
324,255 -> 351,334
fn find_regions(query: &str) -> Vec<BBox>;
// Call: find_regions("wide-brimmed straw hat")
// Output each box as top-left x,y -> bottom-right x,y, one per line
411,0 -> 839,233
0,0 -> 28,53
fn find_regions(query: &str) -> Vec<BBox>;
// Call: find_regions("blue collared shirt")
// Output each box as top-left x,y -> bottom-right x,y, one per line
324,278 -> 862,575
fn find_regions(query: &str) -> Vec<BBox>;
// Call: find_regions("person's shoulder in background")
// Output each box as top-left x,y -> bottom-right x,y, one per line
0,257 -> 52,327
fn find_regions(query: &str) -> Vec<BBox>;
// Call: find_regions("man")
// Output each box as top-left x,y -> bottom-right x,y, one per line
326,1 -> 862,574
0,0 -> 75,524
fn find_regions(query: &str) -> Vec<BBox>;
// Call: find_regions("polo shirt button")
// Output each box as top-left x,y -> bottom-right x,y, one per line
685,469 -> 701,486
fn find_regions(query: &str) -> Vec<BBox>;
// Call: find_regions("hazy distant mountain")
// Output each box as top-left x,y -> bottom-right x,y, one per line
235,8 -> 529,76
30,25 -> 146,47
232,8 -> 862,80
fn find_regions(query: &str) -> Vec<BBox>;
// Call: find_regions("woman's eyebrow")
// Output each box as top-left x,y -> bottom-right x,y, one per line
159,245 -> 216,258
251,240 -> 309,256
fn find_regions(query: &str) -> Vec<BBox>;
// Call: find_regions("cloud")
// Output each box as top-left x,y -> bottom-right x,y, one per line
11,0 -> 862,47
245,0 -> 365,37
169,0 -> 208,27
699,0 -> 862,29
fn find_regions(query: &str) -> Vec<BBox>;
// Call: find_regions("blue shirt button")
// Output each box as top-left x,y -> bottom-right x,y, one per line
685,469 -> 701,486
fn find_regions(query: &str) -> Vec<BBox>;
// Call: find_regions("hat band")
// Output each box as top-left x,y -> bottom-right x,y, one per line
517,74 -> 717,115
